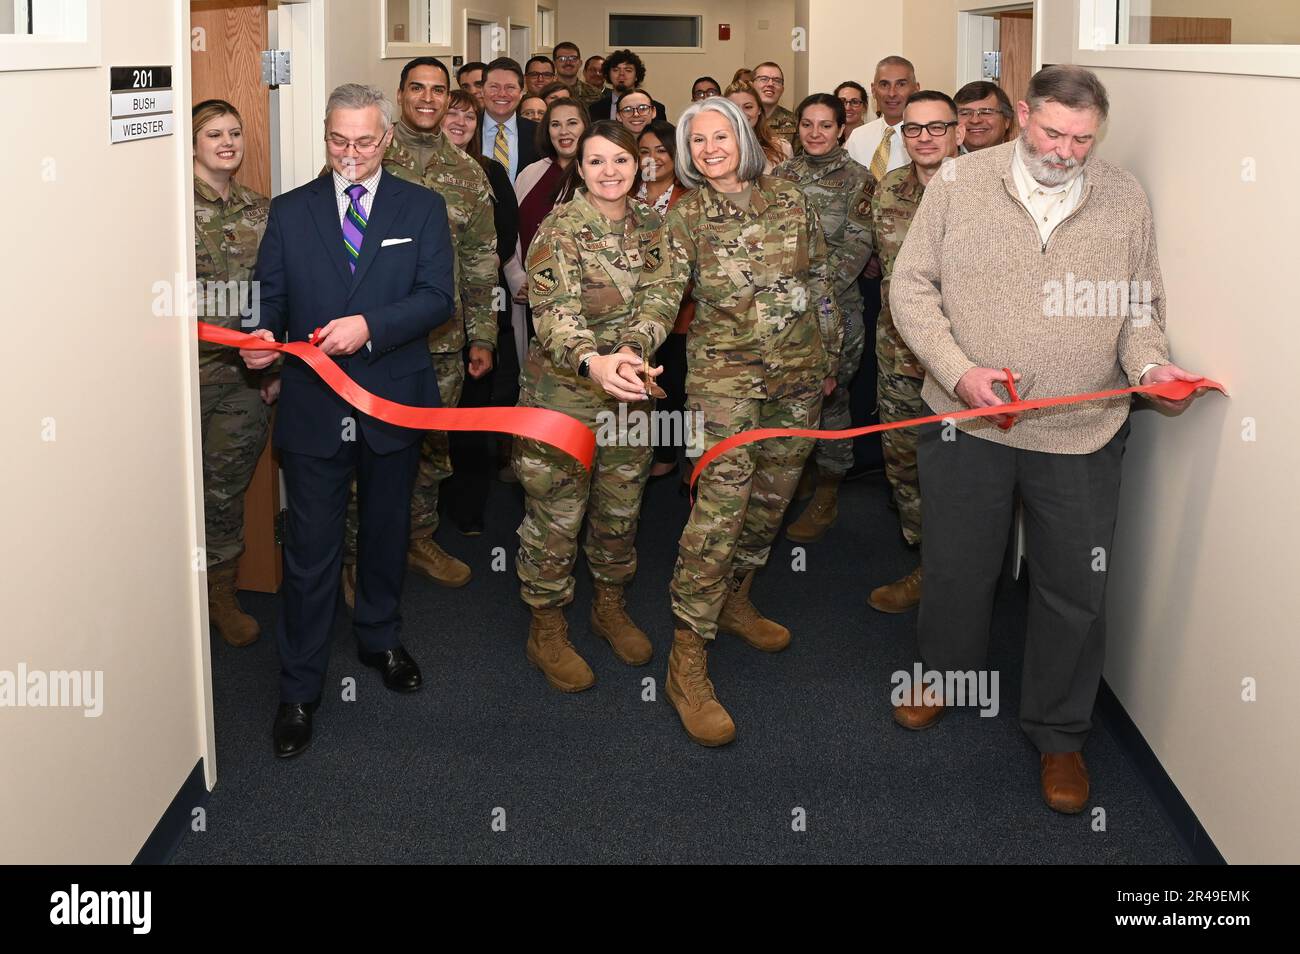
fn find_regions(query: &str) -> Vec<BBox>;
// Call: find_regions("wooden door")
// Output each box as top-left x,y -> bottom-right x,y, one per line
998,10 -> 1033,107
191,0 -> 281,593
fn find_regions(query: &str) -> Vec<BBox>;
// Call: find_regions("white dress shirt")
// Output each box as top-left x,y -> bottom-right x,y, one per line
1009,140 -> 1084,246
481,114 -> 520,182
846,115 -> 908,175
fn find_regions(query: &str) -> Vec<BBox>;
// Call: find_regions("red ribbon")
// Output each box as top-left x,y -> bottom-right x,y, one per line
688,372 -> 1226,495
197,322 -> 596,469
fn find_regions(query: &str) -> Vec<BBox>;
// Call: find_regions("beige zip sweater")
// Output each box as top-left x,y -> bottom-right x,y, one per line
890,141 -> 1170,454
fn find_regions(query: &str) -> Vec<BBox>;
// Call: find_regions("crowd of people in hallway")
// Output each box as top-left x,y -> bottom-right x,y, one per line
192,41 -> 1208,815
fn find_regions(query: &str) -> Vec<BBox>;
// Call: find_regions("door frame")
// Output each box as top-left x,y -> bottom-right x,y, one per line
274,0 -> 327,194
956,2 -> 1040,93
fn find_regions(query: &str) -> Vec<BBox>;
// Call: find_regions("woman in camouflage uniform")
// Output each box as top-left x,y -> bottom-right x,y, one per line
633,97 -> 842,746
776,94 -> 874,543
515,121 -> 669,692
192,100 -> 271,648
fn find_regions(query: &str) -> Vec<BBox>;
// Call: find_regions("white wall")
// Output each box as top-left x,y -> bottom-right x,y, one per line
0,0 -> 213,862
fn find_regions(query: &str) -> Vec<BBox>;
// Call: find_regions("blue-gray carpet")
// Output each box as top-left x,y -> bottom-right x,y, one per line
172,470 -> 1189,864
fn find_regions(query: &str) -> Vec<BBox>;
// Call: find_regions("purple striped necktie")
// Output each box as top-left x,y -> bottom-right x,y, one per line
342,183 -> 368,272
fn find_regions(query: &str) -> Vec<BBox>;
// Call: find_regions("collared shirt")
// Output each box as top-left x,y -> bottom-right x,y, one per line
846,116 -> 908,175
1010,139 -> 1084,245
481,113 -> 519,181
332,165 -> 383,226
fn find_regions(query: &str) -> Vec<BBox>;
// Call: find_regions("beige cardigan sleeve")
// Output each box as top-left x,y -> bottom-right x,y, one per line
1116,191 -> 1171,385
889,174 -> 976,396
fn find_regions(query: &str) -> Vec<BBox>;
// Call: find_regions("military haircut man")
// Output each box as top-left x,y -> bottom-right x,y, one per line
752,61 -> 796,144
865,90 -> 964,614
340,56 -> 498,599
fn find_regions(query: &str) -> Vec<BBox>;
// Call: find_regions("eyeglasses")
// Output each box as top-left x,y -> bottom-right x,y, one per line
957,107 -> 1008,120
753,75 -> 784,86
901,120 -> 959,138
555,55 -> 580,63
692,89 -> 719,100
839,97 -> 864,107
527,71 -> 555,81
619,104 -> 652,115
325,132 -> 389,154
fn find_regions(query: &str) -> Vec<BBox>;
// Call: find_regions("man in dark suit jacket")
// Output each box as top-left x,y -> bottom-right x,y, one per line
589,49 -> 667,123
480,57 -> 541,182
242,84 -> 454,758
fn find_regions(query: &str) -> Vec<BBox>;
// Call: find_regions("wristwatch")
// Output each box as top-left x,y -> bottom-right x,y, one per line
578,355 -> 593,378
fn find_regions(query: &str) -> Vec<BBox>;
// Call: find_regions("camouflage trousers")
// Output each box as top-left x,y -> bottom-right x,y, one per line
878,368 -> 924,546
812,303 -> 866,475
200,380 -> 269,569
671,387 -> 822,639
513,394 -> 653,609
344,351 -> 463,563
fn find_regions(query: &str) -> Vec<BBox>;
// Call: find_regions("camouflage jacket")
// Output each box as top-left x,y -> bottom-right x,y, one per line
572,78 -> 606,107
773,147 -> 874,315
864,162 -> 925,378
383,123 -> 498,354
193,175 -> 269,382
766,104 -> 797,144
524,190 -> 668,405
635,175 -> 842,400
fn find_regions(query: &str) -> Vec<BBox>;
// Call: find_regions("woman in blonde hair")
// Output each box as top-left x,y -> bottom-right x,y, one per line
724,80 -> 791,172
191,99 -> 272,649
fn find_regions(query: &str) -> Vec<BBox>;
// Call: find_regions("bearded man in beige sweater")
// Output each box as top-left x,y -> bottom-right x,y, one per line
889,66 -> 1209,814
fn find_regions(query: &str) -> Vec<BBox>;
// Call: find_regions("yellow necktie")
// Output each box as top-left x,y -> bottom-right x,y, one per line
870,125 -> 894,181
493,123 -> 509,170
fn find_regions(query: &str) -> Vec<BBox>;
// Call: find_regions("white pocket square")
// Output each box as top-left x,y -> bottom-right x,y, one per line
381,237 -> 413,247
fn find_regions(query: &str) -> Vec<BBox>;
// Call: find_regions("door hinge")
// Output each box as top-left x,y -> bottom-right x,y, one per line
261,49 -> 291,87
982,51 -> 1001,80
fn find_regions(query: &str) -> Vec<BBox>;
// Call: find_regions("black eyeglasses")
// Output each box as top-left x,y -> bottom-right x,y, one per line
957,107 -> 1008,120
901,120 -> 959,138
839,97 -> 864,107
618,104 -> 652,115
692,89 -> 719,100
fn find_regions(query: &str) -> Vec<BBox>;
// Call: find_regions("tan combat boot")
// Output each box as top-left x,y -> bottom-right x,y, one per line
718,569 -> 790,652
785,472 -> 843,543
868,565 -> 923,613
665,629 -> 736,746
526,607 -> 595,692
340,563 -> 356,611
590,580 -> 653,665
408,536 -> 472,587
208,564 -> 259,648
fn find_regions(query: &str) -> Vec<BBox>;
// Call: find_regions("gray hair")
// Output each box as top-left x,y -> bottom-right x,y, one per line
674,97 -> 766,190
325,83 -> 394,129
1025,65 -> 1109,121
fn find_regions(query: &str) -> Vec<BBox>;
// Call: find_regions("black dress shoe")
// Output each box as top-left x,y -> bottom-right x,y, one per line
359,645 -> 422,693
273,700 -> 318,759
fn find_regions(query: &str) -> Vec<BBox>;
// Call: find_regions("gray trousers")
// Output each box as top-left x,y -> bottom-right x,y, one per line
916,411 -> 1129,753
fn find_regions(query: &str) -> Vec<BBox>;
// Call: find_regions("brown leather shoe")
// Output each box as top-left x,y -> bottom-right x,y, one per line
1040,752 -> 1090,814
868,564 -> 922,613
408,536 -> 472,587
590,581 -> 652,665
340,563 -> 356,612
891,678 -> 946,730
718,570 -> 790,652
208,564 -> 259,647
786,472 -> 842,543
526,607 -> 595,692
665,628 -> 736,746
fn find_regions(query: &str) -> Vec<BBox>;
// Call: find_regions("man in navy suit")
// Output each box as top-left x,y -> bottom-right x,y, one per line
242,83 -> 454,758
479,57 -> 541,182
